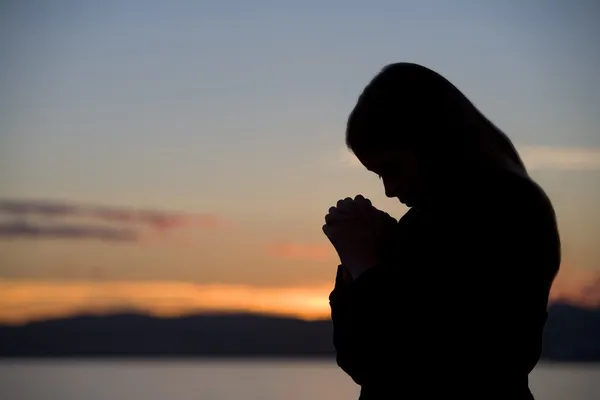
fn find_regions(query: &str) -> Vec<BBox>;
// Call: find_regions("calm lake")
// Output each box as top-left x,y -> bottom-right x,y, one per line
1,360 -> 599,400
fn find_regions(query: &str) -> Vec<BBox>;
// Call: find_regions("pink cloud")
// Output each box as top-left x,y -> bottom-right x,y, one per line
90,208 -> 228,231
0,199 -> 229,244
0,220 -> 137,242
0,199 -> 227,229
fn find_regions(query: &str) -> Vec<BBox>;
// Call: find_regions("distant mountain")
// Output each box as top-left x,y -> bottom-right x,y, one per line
542,303 -> 600,362
1,303 -> 598,362
0,313 -> 334,358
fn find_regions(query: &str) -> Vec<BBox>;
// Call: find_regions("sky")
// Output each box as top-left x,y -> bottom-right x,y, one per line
1,0 -> 599,323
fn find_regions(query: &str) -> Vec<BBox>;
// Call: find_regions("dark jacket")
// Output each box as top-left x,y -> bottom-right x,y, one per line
329,172 -> 561,399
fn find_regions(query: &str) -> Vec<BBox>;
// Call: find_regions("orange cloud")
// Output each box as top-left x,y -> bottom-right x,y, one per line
267,242 -> 335,262
0,279 -> 333,325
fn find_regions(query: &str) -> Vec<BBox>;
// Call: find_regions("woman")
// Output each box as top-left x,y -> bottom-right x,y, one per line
323,63 -> 561,399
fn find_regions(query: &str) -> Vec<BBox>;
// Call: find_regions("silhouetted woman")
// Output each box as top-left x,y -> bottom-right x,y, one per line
323,63 -> 561,399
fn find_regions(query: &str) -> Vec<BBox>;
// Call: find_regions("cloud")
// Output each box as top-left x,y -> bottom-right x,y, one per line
519,146 -> 600,171
0,220 -> 137,242
550,265 -> 600,308
267,242 -> 335,262
0,199 -> 227,230
0,279 -> 332,325
0,201 -> 78,217
0,199 -> 228,243
336,146 -> 600,171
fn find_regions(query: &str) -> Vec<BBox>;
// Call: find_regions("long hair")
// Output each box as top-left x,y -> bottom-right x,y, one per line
346,62 -> 530,179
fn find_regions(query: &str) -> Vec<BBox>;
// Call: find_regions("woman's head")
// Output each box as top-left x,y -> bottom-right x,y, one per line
346,62 -> 529,207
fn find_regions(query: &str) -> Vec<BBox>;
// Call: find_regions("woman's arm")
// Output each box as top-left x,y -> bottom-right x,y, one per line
329,262 -> 400,387
328,208 -> 421,387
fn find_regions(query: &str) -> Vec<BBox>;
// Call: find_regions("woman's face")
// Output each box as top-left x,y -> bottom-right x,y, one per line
355,146 -> 428,207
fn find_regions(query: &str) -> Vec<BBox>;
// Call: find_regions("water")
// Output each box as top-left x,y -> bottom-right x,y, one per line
1,360 -> 599,400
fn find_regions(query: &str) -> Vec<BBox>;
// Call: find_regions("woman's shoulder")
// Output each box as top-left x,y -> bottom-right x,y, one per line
445,172 -> 556,240
492,173 -> 555,223
469,173 -> 560,255
475,173 -> 561,280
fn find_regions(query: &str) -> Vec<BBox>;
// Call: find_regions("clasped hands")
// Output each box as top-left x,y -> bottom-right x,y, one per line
322,195 -> 397,280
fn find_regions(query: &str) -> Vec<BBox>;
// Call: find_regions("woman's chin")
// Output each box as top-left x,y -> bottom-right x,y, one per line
399,195 -> 418,208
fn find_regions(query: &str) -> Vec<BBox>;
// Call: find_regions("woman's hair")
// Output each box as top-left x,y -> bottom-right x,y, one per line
346,62 -> 529,178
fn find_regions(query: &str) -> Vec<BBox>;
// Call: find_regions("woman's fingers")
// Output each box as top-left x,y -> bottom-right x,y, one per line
325,207 -> 343,225
324,213 -> 334,225
326,195 -> 375,226
353,194 -> 372,209
336,197 -> 354,213
325,194 -> 372,224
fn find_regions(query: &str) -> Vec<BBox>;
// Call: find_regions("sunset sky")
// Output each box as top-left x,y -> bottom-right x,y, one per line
1,1 -> 599,324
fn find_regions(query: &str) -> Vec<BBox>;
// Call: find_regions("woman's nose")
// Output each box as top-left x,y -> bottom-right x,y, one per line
383,178 -> 401,198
